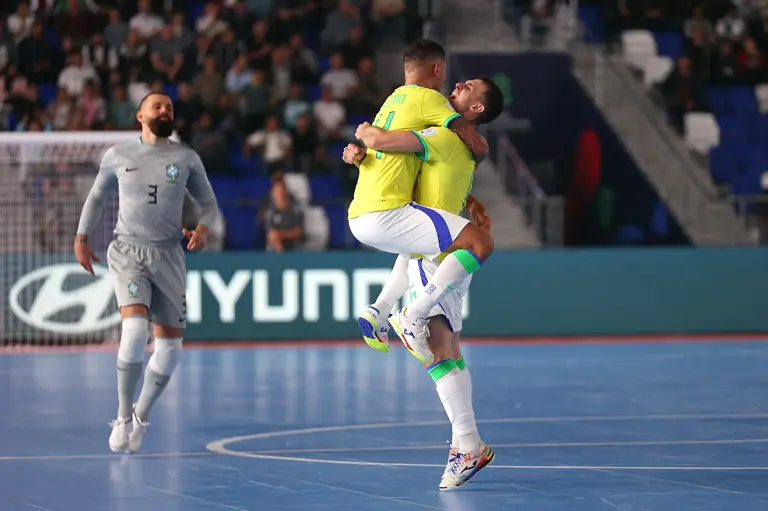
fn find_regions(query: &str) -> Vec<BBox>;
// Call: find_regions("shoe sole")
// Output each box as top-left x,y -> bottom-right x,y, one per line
439,449 -> 495,491
357,316 -> 390,353
388,315 -> 432,364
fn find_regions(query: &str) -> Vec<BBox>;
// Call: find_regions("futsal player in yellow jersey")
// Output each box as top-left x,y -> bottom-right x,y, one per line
344,76 -> 503,491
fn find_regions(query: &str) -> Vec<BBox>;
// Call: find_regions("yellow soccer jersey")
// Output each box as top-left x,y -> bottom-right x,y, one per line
348,84 -> 462,219
411,126 -> 476,216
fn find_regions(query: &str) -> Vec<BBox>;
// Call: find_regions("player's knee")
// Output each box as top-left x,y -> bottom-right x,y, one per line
463,225 -> 494,261
149,337 -> 183,376
118,316 -> 150,363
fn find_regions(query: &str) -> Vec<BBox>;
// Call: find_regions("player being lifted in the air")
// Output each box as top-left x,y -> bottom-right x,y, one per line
74,92 -> 219,453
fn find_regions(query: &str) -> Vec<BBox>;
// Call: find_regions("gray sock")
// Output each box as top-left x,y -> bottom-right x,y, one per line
134,368 -> 171,421
117,360 -> 143,418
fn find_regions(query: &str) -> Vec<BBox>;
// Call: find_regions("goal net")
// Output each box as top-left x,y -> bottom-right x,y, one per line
0,132 -> 140,346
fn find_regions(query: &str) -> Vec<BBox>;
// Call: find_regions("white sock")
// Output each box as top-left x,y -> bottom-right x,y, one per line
373,255 -> 410,315
436,368 -> 480,453
116,316 -> 149,419
407,250 -> 481,319
134,337 -> 183,421
451,367 -> 473,447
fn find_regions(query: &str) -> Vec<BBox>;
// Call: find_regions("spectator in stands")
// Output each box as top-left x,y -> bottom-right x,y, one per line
715,7 -> 747,43
737,36 -> 766,80
82,32 -> 120,81
685,5 -> 714,43
48,87 -> 73,130
248,19 -> 274,71
321,52 -> 359,101
119,30 -> 149,74
226,54 -> 254,93
171,12 -> 194,49
685,26 -> 712,78
282,83 -> 311,129
8,1 -> 35,43
130,0 -> 164,42
242,69 -> 271,131
58,50 -> 99,97
127,67 -> 151,106
193,55 -> 224,108
191,112 -> 228,174
287,33 -> 318,85
291,113 -> 319,172
173,82 -> 201,140
107,84 -> 136,130
341,25 -> 375,70
272,46 -> 292,101
213,27 -> 245,72
244,114 -> 293,173
225,1 -> 254,40
55,0 -> 97,42
322,0 -> 361,51
711,40 -> 738,82
660,55 -> 708,134
105,8 -> 129,48
265,179 -> 304,252
77,79 -> 106,129
197,2 -> 229,39
17,21 -> 56,83
150,25 -> 186,84
313,85 -> 346,141
214,92 -> 241,140
348,56 -> 384,116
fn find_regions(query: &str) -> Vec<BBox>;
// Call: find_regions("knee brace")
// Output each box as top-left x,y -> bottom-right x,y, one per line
148,337 -> 183,376
117,316 -> 149,363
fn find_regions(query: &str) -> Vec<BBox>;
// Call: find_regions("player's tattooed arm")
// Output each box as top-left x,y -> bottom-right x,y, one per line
466,194 -> 492,234
356,123 -> 423,152
449,117 -> 489,163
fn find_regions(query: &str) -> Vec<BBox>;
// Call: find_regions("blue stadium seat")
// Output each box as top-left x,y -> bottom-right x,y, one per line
750,115 -> 768,144
228,150 -> 262,174
240,176 -> 271,200
727,87 -> 758,117
654,32 -> 684,62
578,5 -> 604,43
186,1 -> 205,25
346,113 -> 370,126
310,175 -> 342,202
44,27 -> 62,49
37,84 -> 57,107
324,204 -> 349,248
614,225 -> 646,245
739,145 -> 768,178
717,115 -> 748,147
706,86 -> 728,114
650,201 -> 669,239
306,84 -> 321,102
708,145 -> 736,183
318,56 -> 331,73
222,207 -> 259,250
164,83 -> 178,102
208,176 -> 240,199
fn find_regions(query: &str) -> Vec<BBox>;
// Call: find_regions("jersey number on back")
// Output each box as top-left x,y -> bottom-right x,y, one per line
373,111 -> 395,159
148,185 -> 158,204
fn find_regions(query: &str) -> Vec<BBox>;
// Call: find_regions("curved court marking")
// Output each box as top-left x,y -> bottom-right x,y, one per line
206,412 -> 768,470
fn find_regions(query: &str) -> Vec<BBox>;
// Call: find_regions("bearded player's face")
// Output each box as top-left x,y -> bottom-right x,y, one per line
139,94 -> 175,138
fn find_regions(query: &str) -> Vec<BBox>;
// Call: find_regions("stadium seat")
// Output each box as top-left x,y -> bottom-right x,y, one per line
228,150 -> 262,174
324,204 -> 350,248
642,55 -> 673,88
240,176 -> 271,201
653,32 -> 683,62
577,4 -> 604,43
614,225 -> 646,245
38,84 -> 57,106
728,87 -> 759,117
306,84 -> 321,102
164,83 -> 178,102
346,113 -> 370,126
739,145 -> 768,178
715,115 -> 747,148
208,176 -> 240,199
706,86 -> 728,115
650,201 -> 669,239
222,207 -> 258,250
683,112 -> 719,153
302,206 -> 330,250
309,175 -> 342,202
318,56 -> 331,73
708,145 -> 736,183
283,173 -> 311,204
621,30 -> 657,70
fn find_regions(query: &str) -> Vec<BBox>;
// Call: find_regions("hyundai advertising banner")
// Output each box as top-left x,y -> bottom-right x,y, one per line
3,249 -> 768,343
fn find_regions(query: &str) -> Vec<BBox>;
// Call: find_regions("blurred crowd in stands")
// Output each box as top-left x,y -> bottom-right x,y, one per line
0,0 -> 418,252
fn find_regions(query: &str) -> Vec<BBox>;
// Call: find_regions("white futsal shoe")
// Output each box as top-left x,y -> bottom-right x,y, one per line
127,406 -> 149,453
388,307 -> 433,364
439,441 -> 495,491
109,416 -> 131,452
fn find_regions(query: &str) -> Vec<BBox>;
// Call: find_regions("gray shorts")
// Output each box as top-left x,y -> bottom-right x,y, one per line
107,239 -> 187,328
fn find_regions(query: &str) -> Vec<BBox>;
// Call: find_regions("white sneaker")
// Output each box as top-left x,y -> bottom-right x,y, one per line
357,305 -> 390,352
109,416 -> 131,452
127,406 -> 148,453
439,441 -> 495,491
388,307 -> 433,364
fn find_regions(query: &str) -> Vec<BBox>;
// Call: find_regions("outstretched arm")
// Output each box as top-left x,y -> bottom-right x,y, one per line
355,123 -> 423,152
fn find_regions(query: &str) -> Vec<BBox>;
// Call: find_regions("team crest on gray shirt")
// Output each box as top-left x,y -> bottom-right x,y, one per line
166,161 -> 181,184
127,280 -> 139,298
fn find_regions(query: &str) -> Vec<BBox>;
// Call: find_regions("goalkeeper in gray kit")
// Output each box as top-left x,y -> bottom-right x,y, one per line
74,92 -> 219,453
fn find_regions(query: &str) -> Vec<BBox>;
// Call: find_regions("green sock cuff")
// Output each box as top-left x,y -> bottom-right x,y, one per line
428,358 -> 457,382
456,357 -> 467,371
453,249 -> 482,274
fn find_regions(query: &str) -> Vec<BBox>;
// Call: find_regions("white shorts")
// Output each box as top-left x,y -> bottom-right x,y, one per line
349,203 -> 470,260
406,257 -> 471,333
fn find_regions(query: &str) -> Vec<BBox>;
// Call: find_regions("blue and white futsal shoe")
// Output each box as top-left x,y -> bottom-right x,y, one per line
357,305 -> 390,352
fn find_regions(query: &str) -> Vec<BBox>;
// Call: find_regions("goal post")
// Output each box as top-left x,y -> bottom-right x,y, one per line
0,132 -> 141,346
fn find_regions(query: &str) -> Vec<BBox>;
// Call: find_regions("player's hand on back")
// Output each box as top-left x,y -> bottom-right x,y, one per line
74,235 -> 100,275
342,144 -> 366,165
354,122 -> 373,141
183,227 -> 208,251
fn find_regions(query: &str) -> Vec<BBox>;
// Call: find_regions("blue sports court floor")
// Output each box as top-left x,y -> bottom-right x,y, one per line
1,339 -> 767,510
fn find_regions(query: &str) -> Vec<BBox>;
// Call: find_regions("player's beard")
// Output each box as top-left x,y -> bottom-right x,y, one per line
148,116 -> 174,138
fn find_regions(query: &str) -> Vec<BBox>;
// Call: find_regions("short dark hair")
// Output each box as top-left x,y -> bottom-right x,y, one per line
402,39 -> 446,69
475,76 -> 504,125
138,91 -> 172,110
